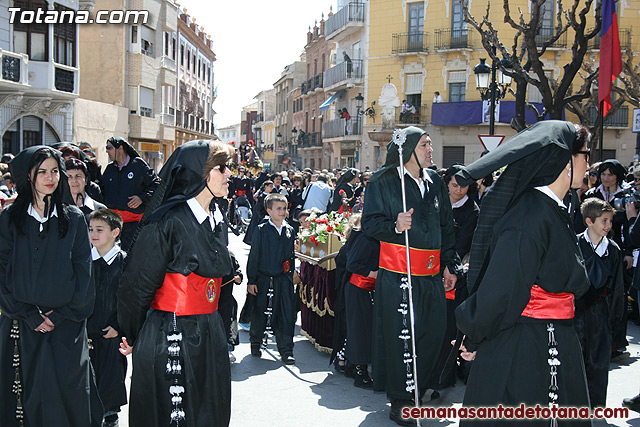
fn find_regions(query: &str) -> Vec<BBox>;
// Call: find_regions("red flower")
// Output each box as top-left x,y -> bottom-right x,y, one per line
327,226 -> 334,232
309,235 -> 318,246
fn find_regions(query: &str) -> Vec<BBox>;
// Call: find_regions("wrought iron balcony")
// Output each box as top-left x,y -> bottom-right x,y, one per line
534,27 -> 567,48
588,27 -> 631,50
434,28 -> 471,50
323,59 -> 363,88
392,32 -> 429,54
314,73 -> 323,90
324,1 -> 365,38
588,105 -> 629,127
397,104 -> 429,126
0,50 -> 28,85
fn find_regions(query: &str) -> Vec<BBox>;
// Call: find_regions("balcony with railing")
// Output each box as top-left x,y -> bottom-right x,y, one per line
535,27 -> 567,48
323,59 -> 363,91
588,105 -> 629,127
54,63 -> 77,94
396,104 -> 429,126
0,50 -> 28,86
588,27 -> 631,50
434,28 -> 472,50
314,73 -> 323,91
161,55 -> 176,71
392,32 -> 429,54
300,132 -> 322,148
322,116 -> 362,139
325,1 -> 365,40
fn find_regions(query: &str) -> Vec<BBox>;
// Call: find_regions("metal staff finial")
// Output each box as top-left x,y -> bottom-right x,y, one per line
393,128 -> 421,425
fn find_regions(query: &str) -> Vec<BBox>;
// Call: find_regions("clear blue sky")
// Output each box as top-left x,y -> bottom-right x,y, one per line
178,0 -> 336,129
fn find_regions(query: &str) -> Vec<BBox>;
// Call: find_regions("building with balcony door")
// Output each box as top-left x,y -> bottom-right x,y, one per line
273,61 -> 305,170
174,8 -> 216,150
252,89 -> 275,169
78,0 -> 178,171
365,0 -> 640,169
238,101 -> 257,164
321,0 -> 367,169
298,17 -> 330,170
0,0 -> 92,156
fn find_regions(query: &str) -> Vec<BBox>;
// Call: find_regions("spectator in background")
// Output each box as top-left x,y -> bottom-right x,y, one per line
341,108 -> 352,135
343,51 -> 353,78
101,137 -> 160,251
65,158 -> 107,221
302,173 -> 332,212
433,91 -> 444,103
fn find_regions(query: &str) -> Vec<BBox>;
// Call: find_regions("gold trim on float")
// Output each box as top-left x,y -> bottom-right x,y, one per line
299,282 -> 335,317
300,328 -> 332,354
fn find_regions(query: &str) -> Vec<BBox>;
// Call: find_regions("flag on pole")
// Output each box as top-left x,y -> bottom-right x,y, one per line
599,0 -> 622,116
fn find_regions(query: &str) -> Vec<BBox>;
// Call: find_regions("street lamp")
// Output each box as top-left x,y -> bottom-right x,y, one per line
277,132 -> 282,151
474,49 -> 513,135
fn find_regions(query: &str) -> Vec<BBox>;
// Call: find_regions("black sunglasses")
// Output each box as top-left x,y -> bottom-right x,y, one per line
575,150 -> 590,162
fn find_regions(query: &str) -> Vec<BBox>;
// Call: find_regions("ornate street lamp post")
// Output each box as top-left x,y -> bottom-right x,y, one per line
473,48 -> 512,135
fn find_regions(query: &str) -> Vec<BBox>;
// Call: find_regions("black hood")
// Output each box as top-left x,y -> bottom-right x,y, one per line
382,126 -> 428,168
335,168 -> 360,189
143,140 -> 213,222
453,120 -> 581,294
10,145 -> 73,204
107,136 -> 140,160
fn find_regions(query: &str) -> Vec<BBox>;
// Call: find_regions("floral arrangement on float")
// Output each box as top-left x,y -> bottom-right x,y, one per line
298,210 -> 348,261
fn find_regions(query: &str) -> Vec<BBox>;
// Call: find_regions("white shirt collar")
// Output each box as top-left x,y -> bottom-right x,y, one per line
582,229 -> 609,257
534,186 -> 566,208
268,218 -> 283,235
397,165 -> 433,197
596,183 -> 622,202
91,244 -> 121,265
82,194 -> 96,210
187,197 -> 222,231
27,204 -> 58,231
452,194 -> 469,209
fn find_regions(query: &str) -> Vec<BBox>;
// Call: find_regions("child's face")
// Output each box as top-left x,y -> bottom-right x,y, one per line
299,215 -> 310,228
267,201 -> 288,223
89,219 -> 119,250
587,212 -> 613,239
264,184 -> 274,193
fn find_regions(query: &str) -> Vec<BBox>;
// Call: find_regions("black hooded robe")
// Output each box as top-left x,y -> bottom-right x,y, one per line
118,203 -> 232,427
0,146 -> 98,427
363,164 -> 459,401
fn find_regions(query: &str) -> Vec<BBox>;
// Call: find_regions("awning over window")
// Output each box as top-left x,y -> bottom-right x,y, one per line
319,90 -> 346,111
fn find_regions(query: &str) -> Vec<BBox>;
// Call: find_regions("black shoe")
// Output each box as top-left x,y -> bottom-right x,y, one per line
282,353 -> 295,365
102,415 -> 119,427
353,364 -> 373,389
389,400 -> 415,427
333,358 -> 346,373
251,345 -> 262,357
623,394 -> 640,412
344,361 -> 356,378
611,350 -> 631,362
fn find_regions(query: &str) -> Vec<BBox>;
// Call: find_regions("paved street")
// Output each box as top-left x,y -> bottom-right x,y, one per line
120,231 -> 640,426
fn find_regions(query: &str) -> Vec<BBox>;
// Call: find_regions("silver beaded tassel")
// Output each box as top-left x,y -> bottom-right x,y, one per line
398,277 -> 415,393
166,313 -> 185,426
262,277 -> 275,349
547,323 -> 560,427
11,320 -> 24,426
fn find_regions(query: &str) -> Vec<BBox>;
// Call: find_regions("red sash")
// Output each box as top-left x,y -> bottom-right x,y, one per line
349,273 -> 376,291
379,242 -> 440,276
235,190 -> 247,197
151,272 -> 222,316
445,289 -> 456,300
521,284 -> 575,319
113,209 -> 143,223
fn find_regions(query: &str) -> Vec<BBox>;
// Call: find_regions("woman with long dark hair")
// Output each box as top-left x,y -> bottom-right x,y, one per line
0,146 -> 96,426
118,140 -> 235,426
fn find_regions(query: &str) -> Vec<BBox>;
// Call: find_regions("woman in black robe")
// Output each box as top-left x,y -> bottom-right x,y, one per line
329,168 -> 359,212
0,146 -> 96,427
118,140 -> 235,427
454,121 -> 593,425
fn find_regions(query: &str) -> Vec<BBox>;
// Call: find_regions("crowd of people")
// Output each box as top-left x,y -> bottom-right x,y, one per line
1,120 -> 640,427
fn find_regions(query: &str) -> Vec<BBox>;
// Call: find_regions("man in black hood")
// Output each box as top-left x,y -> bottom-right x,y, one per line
362,126 -> 460,425
101,137 -> 160,251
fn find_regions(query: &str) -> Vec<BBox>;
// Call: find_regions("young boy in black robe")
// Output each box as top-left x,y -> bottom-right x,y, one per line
247,193 -> 296,365
576,198 -> 625,407
87,209 -> 127,427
